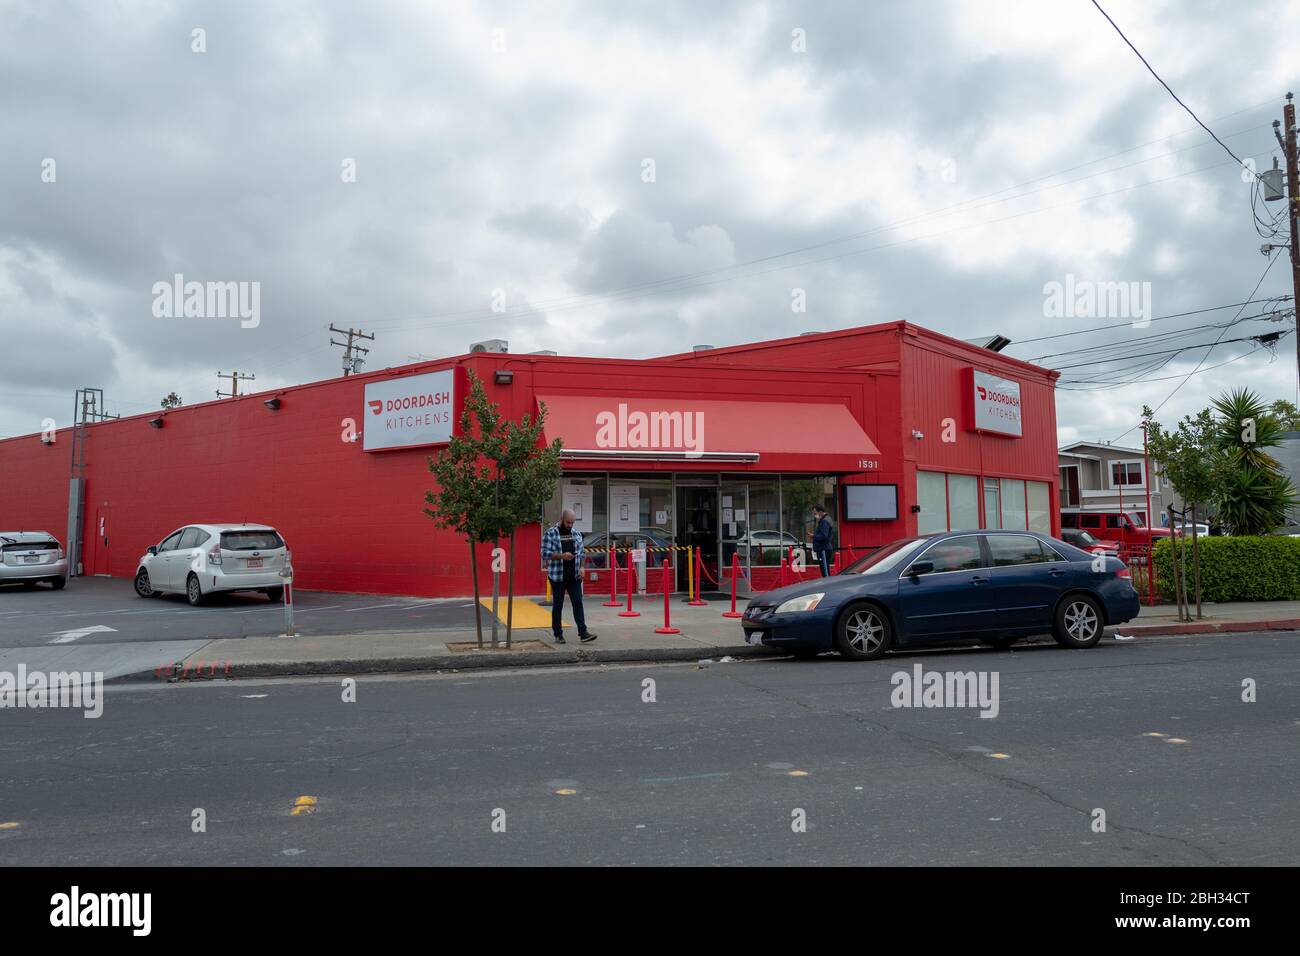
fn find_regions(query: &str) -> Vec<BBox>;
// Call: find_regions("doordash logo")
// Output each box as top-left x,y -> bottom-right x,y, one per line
362,369 -> 456,451
595,403 -> 704,457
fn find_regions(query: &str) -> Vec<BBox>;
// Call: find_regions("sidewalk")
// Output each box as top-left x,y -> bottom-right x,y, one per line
158,595 -> 1300,682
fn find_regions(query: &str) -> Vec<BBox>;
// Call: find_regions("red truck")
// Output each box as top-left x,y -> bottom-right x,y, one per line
1060,511 -> 1174,554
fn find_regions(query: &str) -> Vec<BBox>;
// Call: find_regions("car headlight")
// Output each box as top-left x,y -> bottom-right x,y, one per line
775,593 -> 824,613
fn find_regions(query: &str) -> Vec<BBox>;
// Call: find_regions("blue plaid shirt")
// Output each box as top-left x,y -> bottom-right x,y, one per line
541,523 -> 584,583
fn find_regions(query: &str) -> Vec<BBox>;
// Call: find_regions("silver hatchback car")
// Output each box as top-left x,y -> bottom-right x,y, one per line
0,531 -> 69,589
134,523 -> 290,606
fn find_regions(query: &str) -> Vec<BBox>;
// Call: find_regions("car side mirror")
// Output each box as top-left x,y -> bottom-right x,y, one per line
147,546 -> 158,555
908,561 -> 933,577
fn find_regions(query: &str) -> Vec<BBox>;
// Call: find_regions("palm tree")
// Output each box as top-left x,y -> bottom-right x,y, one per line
1209,388 -> 1298,535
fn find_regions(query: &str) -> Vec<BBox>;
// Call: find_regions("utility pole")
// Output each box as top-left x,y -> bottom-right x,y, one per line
216,370 -> 255,399
1272,92 -> 1300,385
329,324 -> 375,376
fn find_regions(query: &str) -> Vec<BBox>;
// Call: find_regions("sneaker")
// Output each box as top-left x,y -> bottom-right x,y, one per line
579,632 -> 597,643
553,634 -> 566,644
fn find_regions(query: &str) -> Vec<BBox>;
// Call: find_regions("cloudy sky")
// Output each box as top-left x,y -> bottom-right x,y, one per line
2,0 -> 1297,447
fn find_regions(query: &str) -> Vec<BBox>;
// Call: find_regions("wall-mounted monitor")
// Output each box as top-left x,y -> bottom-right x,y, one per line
845,484 -> 898,521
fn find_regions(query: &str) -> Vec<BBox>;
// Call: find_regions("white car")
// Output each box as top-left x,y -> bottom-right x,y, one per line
0,531 -> 68,589
134,524 -> 289,606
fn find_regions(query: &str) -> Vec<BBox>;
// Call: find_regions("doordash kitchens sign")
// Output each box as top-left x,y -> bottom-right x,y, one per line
363,369 -> 456,451
964,368 -> 1023,437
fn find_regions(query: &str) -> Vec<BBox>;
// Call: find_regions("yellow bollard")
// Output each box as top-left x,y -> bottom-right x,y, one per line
686,545 -> 695,602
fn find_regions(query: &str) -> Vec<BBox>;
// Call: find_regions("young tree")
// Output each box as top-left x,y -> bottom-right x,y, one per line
425,371 -> 562,649
425,374 -> 510,648
1142,406 -> 1223,618
160,392 -> 183,409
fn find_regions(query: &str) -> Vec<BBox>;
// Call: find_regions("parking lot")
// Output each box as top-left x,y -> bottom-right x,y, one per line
0,575 -> 482,649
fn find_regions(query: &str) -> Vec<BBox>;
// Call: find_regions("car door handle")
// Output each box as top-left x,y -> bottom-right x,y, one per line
1049,568 -> 1066,577
970,575 -> 987,585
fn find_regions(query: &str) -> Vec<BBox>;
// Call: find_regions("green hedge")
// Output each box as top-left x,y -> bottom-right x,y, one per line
1151,535 -> 1300,602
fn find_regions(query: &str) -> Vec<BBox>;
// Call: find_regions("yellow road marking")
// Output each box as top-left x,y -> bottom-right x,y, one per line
1166,738 -> 1188,744
989,753 -> 1011,759
291,795 -> 318,815
479,597 -> 568,630
787,770 -> 809,777
555,788 -> 577,795
1142,732 -> 1168,738
0,822 -> 19,830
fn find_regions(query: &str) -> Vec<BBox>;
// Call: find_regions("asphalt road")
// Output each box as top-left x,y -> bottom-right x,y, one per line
0,576 -> 480,647
2,630 -> 1297,866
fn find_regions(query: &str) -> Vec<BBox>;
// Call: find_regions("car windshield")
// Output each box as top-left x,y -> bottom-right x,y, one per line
842,537 -> 929,575
1129,513 -> 1146,527
220,530 -> 284,551
1074,530 -> 1098,545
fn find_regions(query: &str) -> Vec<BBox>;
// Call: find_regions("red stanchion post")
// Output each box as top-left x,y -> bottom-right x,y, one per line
831,551 -> 840,575
603,549 -> 621,607
779,549 -> 788,587
722,553 -> 743,618
688,546 -> 708,606
619,549 -> 641,617
654,558 -> 680,634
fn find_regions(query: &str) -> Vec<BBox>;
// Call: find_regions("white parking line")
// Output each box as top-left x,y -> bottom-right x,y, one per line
295,605 -> 344,613
344,603 -> 413,612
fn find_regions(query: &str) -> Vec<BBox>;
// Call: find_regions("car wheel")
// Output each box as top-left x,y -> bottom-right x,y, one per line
134,568 -> 159,598
835,603 -> 892,661
186,574 -> 205,607
1054,595 -> 1103,648
49,577 -> 66,590
265,587 -> 284,603
980,635 -> 1020,649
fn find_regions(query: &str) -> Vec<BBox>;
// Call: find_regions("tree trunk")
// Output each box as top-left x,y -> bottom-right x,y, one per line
469,537 -> 483,649
505,532 -> 516,649
1167,506 -> 1184,620
491,535 -> 500,648
1191,503 -> 1203,620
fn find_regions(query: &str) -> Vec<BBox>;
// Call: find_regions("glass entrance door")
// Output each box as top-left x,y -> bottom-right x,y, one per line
676,484 -> 719,592
720,480 -> 750,591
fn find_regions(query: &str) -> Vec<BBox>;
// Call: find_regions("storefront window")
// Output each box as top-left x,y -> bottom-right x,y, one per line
916,471 -> 947,535
746,479 -> 781,565
1001,478 -> 1027,530
544,474 -> 609,566
982,478 -> 1001,529
1026,480 -> 1051,533
781,475 -> 836,561
948,474 -> 979,531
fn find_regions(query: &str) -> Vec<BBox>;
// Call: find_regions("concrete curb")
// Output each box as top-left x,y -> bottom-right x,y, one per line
1120,618 -> 1300,637
112,619 -> 1300,683
116,642 -> 782,682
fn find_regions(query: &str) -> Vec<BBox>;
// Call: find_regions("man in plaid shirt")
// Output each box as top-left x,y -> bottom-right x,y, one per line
541,509 -> 597,644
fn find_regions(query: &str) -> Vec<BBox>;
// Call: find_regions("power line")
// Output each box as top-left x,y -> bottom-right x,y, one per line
1089,0 -> 1250,172
1010,298 -> 1290,349
1111,253 -> 1286,440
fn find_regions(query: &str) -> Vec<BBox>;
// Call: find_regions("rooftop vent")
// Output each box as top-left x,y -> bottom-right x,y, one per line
964,334 -> 1012,352
470,339 -> 509,354
798,330 -> 822,336
692,344 -> 714,352
528,350 -> 558,356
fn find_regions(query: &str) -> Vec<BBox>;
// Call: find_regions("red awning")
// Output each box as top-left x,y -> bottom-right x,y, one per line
536,394 -> 880,471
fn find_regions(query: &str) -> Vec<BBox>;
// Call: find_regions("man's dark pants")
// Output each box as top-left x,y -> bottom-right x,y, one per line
552,575 -> 589,637
817,551 -> 831,576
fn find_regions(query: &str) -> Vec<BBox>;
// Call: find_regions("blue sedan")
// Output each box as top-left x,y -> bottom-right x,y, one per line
740,530 -> 1141,660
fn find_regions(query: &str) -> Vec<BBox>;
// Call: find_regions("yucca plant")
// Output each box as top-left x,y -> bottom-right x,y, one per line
1211,388 -> 1288,477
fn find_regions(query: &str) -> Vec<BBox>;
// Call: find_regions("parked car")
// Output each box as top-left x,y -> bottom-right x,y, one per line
0,531 -> 68,590
1059,527 -> 1120,555
134,524 -> 289,606
580,528 -> 673,570
1061,510 -> 1173,550
736,530 -> 806,564
740,530 -> 1140,660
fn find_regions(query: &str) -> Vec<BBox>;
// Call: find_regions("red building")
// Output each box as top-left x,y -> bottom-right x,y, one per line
0,321 -> 1060,597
